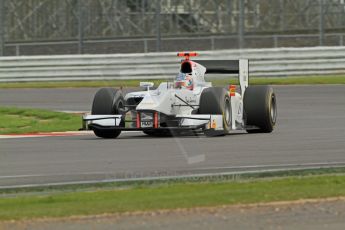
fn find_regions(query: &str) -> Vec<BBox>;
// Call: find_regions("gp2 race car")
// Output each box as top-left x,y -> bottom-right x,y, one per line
82,52 -> 277,138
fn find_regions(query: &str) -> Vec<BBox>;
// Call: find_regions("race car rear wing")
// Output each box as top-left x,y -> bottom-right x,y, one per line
195,59 -> 249,97
194,60 -> 239,74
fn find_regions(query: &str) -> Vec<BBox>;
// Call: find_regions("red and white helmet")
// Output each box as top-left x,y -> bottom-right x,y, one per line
175,72 -> 194,90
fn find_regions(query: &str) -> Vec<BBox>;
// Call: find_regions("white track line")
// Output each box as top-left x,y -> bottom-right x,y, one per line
2,164 -> 345,189
191,161 -> 345,171
1,162 -> 344,180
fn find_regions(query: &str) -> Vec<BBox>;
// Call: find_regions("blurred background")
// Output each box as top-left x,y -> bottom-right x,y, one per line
0,0 -> 345,56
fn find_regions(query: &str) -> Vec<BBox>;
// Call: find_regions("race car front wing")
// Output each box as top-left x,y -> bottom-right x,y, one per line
82,113 -> 224,132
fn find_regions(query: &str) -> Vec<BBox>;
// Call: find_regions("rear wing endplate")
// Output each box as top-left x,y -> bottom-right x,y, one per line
195,59 -> 249,96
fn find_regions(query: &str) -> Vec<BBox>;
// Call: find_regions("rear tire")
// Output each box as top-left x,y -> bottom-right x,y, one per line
199,87 -> 231,136
91,88 -> 125,138
244,85 -> 277,133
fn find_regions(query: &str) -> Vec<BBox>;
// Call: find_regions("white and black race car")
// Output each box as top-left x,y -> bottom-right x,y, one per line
82,52 -> 277,138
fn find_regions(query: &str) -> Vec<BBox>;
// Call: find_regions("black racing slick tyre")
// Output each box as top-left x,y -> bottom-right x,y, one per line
91,88 -> 125,138
199,87 -> 231,136
244,85 -> 277,133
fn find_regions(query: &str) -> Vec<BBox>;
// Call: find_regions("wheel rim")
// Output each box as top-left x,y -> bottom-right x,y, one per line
270,94 -> 277,124
115,100 -> 125,114
224,97 -> 231,126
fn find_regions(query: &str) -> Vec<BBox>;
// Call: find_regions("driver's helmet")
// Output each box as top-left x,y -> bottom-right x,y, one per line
174,72 -> 193,90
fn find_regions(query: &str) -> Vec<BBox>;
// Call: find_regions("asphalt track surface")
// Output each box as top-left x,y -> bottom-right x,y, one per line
0,85 -> 345,187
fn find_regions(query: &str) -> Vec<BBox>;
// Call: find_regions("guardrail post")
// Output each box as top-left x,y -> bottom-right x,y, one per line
211,36 -> 215,50
77,0 -> 84,54
155,0 -> 161,52
144,39 -> 148,53
340,34 -> 344,46
0,0 -> 4,56
319,0 -> 325,46
273,35 -> 278,48
238,0 -> 245,49
15,44 -> 20,56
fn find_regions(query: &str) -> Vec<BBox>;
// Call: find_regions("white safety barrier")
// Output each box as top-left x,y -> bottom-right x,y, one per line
0,46 -> 345,82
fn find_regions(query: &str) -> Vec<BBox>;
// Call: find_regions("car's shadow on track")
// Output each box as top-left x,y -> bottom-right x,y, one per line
79,131 -> 247,140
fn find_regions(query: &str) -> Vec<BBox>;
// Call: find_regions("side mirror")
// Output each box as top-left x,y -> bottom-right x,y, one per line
140,82 -> 154,91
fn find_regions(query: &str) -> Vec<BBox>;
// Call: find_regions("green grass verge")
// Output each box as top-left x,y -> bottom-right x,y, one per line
0,107 -> 81,134
0,174 -> 345,220
0,75 -> 344,88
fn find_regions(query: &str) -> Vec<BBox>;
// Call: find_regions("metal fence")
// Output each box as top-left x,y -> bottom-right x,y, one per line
1,0 -> 345,56
1,47 -> 345,82
4,33 -> 345,56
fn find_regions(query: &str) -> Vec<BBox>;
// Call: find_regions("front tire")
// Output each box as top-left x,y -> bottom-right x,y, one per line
91,88 -> 125,138
199,87 -> 231,136
244,85 -> 277,133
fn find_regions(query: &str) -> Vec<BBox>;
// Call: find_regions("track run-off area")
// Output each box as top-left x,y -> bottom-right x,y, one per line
0,85 -> 344,188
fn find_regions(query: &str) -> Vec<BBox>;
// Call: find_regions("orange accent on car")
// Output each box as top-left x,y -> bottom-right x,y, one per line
177,52 -> 198,60
211,119 -> 217,129
229,85 -> 236,97
154,112 -> 159,128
